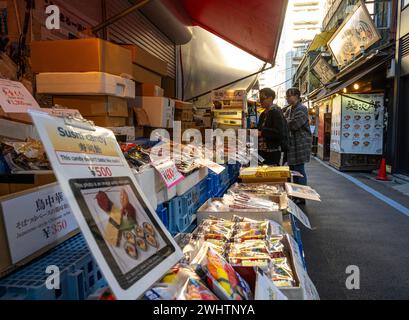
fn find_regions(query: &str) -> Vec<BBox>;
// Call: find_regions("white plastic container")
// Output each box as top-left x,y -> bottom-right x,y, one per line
36,72 -> 136,98
134,167 -> 158,209
176,167 -> 208,196
136,96 -> 175,128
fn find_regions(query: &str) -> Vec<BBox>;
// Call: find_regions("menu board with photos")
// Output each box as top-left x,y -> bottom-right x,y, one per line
340,93 -> 384,155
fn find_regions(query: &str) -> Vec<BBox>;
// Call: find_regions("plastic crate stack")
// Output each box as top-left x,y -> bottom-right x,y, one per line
0,234 -> 107,300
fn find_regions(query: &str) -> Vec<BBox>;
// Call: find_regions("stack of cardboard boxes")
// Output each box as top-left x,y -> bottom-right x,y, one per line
30,38 -> 136,137
212,89 -> 248,130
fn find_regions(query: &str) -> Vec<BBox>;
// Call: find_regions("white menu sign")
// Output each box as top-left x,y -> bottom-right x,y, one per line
340,93 -> 384,155
29,111 -> 182,300
1,183 -> 78,264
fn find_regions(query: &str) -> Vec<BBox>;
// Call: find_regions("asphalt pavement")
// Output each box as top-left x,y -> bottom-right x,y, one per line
301,158 -> 409,300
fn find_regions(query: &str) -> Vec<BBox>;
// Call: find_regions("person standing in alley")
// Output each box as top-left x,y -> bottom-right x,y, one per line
258,88 -> 288,166
284,88 -> 312,203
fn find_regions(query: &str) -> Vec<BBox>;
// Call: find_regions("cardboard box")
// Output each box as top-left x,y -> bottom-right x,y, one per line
31,38 -> 133,76
197,199 -> 283,225
122,44 -> 168,76
181,121 -> 197,131
195,115 -> 212,127
135,83 -> 164,97
53,96 -> 129,117
106,126 -> 135,142
86,116 -> 127,127
135,126 -> 144,138
134,108 -> 151,127
0,109 -> 33,124
175,100 -> 193,110
0,172 -> 56,196
162,76 -> 176,98
175,109 -> 194,122
0,119 -> 39,140
136,97 -> 175,128
132,65 -> 162,87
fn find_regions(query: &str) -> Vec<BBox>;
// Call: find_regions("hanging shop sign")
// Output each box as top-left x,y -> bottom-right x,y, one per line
331,93 -> 384,154
328,1 -> 381,67
29,111 -> 183,300
312,55 -> 337,84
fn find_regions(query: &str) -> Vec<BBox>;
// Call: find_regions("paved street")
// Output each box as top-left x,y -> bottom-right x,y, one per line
301,158 -> 409,300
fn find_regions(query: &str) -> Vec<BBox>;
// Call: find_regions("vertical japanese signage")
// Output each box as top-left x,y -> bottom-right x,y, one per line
330,95 -> 342,152
30,111 -> 182,300
1,183 -> 78,264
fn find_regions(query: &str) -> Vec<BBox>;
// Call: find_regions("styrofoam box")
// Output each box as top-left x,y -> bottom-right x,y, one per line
196,199 -> 283,225
136,96 -> 175,128
36,72 -> 136,98
176,167 -> 208,196
133,168 -> 158,209
0,119 -> 39,141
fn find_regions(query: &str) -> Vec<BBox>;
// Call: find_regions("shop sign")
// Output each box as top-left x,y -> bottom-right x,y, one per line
30,111 -> 182,300
328,1 -> 381,67
312,55 -> 337,84
331,95 -> 342,152
1,183 -> 78,264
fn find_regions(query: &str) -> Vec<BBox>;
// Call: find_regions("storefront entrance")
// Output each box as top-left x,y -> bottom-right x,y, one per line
397,76 -> 409,175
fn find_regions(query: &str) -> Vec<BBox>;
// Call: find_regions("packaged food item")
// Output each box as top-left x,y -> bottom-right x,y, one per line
270,258 -> 296,288
191,245 -> 252,300
145,265 -> 219,300
0,139 -> 51,171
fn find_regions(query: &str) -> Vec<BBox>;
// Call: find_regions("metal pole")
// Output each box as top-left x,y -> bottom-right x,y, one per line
92,0 -> 151,34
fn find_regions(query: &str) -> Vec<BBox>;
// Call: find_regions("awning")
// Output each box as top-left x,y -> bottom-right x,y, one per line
180,0 -> 288,63
307,29 -> 336,52
312,55 -> 392,101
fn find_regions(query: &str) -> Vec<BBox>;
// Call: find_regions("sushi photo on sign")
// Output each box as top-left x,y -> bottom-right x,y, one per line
70,177 -> 176,288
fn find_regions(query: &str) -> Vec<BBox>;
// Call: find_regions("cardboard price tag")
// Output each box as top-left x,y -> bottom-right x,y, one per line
287,199 -> 312,229
153,160 -> 185,189
0,79 -> 40,113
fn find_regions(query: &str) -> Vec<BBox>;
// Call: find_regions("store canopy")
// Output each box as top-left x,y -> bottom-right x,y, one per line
312,56 -> 392,101
307,29 -> 336,52
179,0 -> 288,63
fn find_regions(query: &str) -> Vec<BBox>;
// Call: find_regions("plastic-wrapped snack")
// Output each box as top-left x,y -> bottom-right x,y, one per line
268,236 -> 286,259
232,221 -> 269,241
192,245 -> 253,300
205,239 -> 227,255
228,240 -> 269,253
230,183 -> 285,195
145,265 -> 218,300
270,258 -> 296,288
228,254 -> 271,269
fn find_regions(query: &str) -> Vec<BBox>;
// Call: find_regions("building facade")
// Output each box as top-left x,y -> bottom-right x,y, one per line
392,0 -> 409,175
293,0 -> 397,170
259,0 -> 324,107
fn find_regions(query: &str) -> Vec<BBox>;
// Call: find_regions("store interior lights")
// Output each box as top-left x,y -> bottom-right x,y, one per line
353,83 -> 360,90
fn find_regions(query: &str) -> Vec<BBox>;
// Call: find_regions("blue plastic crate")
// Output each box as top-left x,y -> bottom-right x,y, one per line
290,215 -> 307,270
208,165 -> 230,197
0,234 -> 107,300
166,179 -> 211,235
155,204 -> 169,229
227,162 -> 241,183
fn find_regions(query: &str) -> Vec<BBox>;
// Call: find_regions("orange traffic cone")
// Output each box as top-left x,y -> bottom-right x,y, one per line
376,158 -> 389,181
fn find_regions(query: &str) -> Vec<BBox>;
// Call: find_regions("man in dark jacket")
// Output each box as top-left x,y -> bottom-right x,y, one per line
258,88 -> 286,166
284,88 -> 312,191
